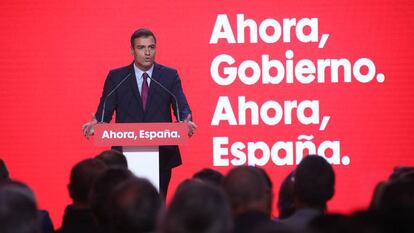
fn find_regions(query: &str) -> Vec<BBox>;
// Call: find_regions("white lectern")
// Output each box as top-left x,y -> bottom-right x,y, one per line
94,122 -> 188,191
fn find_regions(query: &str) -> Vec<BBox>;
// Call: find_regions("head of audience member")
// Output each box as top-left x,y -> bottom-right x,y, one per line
68,158 -> 107,208
89,167 -> 133,225
278,171 -> 296,219
293,155 -> 335,211
388,166 -> 414,181
192,168 -> 224,186
160,179 -> 232,233
222,166 -> 273,218
95,150 -> 128,169
0,180 -> 39,233
377,175 -> 414,212
0,159 -> 10,181
369,181 -> 388,211
252,166 -> 273,215
109,177 -> 162,233
370,166 -> 414,211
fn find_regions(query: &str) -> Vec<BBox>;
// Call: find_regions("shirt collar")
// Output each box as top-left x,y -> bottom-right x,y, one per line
133,63 -> 154,79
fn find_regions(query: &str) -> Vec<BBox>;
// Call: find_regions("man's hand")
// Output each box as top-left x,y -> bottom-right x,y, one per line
82,113 -> 98,139
184,114 -> 197,137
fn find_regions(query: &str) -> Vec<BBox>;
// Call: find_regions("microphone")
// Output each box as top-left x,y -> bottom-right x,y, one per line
146,75 -> 182,122
100,73 -> 131,123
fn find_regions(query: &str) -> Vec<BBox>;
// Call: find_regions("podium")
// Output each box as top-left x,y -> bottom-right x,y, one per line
94,122 -> 188,191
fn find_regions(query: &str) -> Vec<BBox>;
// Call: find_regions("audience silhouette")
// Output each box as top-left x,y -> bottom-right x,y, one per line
159,179 -> 233,233
109,177 -> 162,233
222,166 -> 276,233
192,168 -> 224,186
95,150 -> 128,169
90,167 -> 133,233
0,180 -> 40,233
1,154 -> 413,233
57,158 -> 107,233
279,155 -> 335,232
277,171 -> 295,219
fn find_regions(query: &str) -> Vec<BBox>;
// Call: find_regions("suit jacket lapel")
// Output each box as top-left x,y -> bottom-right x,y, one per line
146,63 -> 161,111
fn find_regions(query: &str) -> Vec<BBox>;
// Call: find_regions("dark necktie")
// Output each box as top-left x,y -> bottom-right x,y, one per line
142,73 -> 149,111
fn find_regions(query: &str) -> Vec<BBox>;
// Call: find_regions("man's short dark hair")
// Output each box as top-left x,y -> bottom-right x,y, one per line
0,159 -> 10,181
109,177 -> 162,233
0,181 -> 39,233
294,155 -> 335,209
222,166 -> 272,217
389,166 -> 414,180
278,171 -> 296,219
95,150 -> 128,169
192,168 -> 224,186
130,28 -> 156,47
161,179 -> 232,233
378,176 -> 414,211
89,167 -> 133,224
68,158 -> 107,204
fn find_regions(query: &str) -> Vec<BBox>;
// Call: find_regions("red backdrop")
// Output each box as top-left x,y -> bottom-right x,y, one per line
0,0 -> 413,227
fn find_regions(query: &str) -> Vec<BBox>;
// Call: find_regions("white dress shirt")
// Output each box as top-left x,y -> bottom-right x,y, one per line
133,63 -> 154,95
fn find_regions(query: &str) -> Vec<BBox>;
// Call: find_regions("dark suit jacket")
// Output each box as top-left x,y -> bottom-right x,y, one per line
95,62 -> 191,169
56,205 -> 97,233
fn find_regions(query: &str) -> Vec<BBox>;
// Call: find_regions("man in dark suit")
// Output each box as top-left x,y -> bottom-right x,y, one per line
82,28 -> 196,197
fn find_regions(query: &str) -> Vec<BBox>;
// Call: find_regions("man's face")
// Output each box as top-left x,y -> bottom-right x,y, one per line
131,36 -> 156,71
